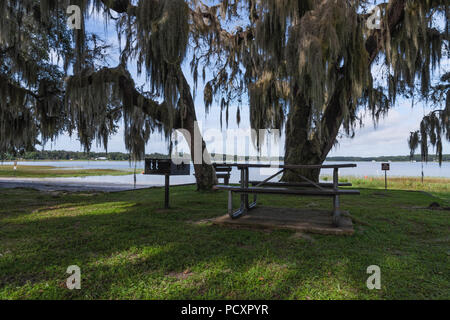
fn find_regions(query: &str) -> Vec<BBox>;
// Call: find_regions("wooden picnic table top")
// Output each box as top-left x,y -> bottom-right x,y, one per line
214,163 -> 357,169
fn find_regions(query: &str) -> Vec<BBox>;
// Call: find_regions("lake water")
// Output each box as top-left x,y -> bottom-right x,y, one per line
1,160 -> 449,187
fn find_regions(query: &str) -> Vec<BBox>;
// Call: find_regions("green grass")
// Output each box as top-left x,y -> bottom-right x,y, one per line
342,176 -> 450,204
0,165 -> 132,178
0,184 -> 449,300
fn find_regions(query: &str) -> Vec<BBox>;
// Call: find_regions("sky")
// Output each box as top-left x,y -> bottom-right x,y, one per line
44,6 -> 450,158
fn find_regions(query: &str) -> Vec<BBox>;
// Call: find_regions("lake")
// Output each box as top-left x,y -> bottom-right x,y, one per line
1,160 -> 449,187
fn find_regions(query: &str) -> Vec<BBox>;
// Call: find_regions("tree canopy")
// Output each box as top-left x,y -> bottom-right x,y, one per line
189,0 -> 449,178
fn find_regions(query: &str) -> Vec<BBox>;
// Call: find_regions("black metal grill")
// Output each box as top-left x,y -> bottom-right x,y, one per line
144,159 -> 190,176
143,158 -> 191,209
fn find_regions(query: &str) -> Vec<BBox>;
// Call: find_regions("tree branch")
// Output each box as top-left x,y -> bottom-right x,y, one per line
67,65 -> 177,126
99,0 -> 136,14
0,74 -> 39,99
320,0 -> 408,154
365,0 -> 407,64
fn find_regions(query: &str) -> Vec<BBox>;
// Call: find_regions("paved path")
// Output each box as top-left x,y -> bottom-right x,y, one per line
0,178 -> 151,192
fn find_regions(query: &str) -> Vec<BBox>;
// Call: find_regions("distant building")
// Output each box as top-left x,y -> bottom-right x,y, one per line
95,157 -> 108,161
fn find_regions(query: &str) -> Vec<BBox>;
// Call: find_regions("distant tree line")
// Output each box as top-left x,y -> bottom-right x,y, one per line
1,150 -> 448,163
0,151 -> 171,161
327,155 -> 450,162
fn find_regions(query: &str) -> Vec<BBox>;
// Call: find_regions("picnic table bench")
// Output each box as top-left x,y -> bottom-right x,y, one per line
214,163 -> 360,227
213,163 -> 232,185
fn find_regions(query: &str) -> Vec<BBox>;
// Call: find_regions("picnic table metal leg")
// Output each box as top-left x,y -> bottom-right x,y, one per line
245,167 -> 258,210
249,193 -> 257,210
228,168 -> 247,219
228,167 -> 257,219
228,190 -> 246,219
332,168 -> 341,227
244,168 -> 250,210
240,168 -> 246,209
228,190 -> 233,215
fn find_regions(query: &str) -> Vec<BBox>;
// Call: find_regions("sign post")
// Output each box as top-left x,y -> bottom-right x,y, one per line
381,163 -> 390,190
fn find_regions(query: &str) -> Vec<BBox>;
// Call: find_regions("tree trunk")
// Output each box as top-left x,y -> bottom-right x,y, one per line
180,111 -> 218,191
281,95 -> 323,182
281,83 -> 345,183
177,68 -> 217,191
282,140 -> 323,182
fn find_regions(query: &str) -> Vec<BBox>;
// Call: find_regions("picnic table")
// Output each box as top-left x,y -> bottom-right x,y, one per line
214,163 -> 360,227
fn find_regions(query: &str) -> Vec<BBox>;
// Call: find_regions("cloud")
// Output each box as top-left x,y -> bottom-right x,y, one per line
330,104 -> 450,157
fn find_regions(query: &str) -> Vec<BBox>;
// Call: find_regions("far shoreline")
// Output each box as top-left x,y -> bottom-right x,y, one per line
1,159 -> 449,163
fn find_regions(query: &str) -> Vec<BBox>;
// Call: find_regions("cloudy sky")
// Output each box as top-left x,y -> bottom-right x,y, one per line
44,9 -> 450,158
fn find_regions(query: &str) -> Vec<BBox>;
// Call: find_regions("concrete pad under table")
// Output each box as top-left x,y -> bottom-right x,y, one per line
211,206 -> 354,236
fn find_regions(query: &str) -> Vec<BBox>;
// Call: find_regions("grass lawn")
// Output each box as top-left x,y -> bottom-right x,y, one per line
324,176 -> 450,203
0,165 -> 132,178
0,183 -> 448,300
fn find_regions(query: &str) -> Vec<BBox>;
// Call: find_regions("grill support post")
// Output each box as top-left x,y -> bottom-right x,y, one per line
165,174 -> 170,209
332,168 -> 341,227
